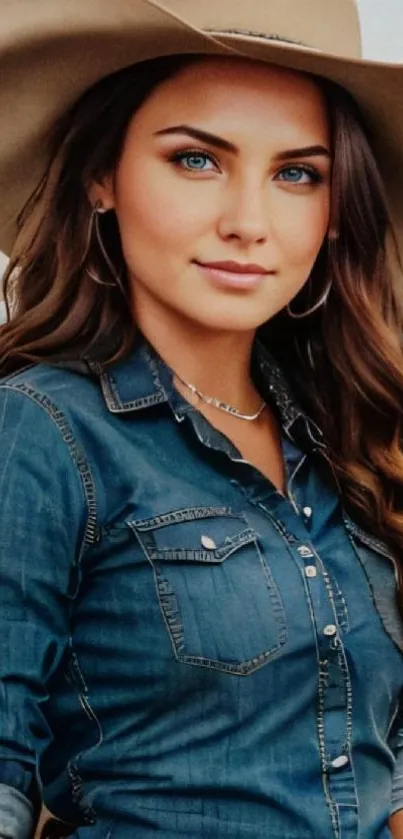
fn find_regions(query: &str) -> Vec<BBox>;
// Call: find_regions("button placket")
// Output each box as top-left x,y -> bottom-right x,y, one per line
269,429 -> 357,827
243,466 -> 356,821
297,545 -> 314,559
296,544 -> 319,580
291,539 -> 356,818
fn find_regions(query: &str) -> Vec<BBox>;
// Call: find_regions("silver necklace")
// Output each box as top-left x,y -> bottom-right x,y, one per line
173,371 -> 266,421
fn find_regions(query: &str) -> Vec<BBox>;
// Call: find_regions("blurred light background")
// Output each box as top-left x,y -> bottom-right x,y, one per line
359,0 -> 403,60
0,0 -> 402,310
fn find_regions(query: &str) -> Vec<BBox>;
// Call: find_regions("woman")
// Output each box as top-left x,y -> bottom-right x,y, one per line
1,1 -> 403,837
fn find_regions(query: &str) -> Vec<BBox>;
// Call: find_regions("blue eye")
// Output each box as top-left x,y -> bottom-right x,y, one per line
171,150 -> 217,172
277,165 -> 322,185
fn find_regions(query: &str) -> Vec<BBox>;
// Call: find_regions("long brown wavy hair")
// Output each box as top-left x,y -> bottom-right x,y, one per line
2,54 -> 403,608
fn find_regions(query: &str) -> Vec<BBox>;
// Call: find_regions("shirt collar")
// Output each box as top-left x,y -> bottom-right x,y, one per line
251,340 -> 325,451
88,336 -> 325,452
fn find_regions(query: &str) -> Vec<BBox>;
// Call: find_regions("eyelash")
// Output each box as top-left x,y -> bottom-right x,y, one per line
169,148 -> 324,185
169,148 -> 220,172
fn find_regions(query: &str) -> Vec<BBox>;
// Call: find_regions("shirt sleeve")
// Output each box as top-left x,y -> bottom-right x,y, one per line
390,694 -> 403,814
0,785 -> 34,839
0,383 -> 91,839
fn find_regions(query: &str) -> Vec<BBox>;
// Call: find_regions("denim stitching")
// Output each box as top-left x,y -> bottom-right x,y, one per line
1,383 -> 99,552
286,452 -> 307,505
131,521 -> 287,675
343,513 -> 397,567
98,366 -> 126,411
258,546 -> 288,645
174,651 -> 277,675
133,506 -> 241,530
301,570 -> 340,838
66,649 -> 104,748
314,553 -> 358,822
344,525 -> 403,654
155,569 -> 186,656
337,640 -> 353,756
67,763 -> 96,825
78,693 -> 103,743
147,529 -> 257,563
256,346 -> 324,445
256,507 -> 299,545
1,381 -> 101,822
134,527 -> 187,660
65,649 -> 104,823
145,348 -> 171,394
92,339 -> 327,458
98,369 -> 167,412
327,575 -> 350,634
318,659 -> 341,839
320,563 -> 350,660
91,348 -> 168,413
300,546 -> 347,839
66,648 -> 88,692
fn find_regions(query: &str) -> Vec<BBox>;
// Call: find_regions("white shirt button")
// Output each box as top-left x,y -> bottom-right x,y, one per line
201,535 -> 217,550
331,755 -> 349,769
305,565 -> 317,578
297,545 -> 314,558
303,506 -> 313,518
323,624 -> 337,637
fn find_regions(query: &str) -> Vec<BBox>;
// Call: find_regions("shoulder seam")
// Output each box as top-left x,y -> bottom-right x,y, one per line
0,382 -> 99,554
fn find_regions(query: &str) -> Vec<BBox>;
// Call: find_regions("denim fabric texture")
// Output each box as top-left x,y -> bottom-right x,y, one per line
0,338 -> 403,839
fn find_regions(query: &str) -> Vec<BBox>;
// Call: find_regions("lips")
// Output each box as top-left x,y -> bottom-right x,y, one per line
194,260 -> 270,291
195,260 -> 269,275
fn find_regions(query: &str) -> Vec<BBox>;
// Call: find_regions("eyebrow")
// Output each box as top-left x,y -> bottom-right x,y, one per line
154,124 -> 332,161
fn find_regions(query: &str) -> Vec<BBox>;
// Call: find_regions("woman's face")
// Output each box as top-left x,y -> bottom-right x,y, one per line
97,57 -> 332,336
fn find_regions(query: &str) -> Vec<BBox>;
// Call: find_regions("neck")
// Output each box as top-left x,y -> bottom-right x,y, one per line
137,313 -> 261,413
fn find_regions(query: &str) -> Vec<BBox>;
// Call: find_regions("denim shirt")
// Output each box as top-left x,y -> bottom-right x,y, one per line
1,338 -> 403,839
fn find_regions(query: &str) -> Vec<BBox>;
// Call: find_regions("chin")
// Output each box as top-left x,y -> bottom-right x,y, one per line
187,312 -> 270,334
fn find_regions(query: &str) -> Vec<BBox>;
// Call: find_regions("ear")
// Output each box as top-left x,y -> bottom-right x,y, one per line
87,173 -> 115,212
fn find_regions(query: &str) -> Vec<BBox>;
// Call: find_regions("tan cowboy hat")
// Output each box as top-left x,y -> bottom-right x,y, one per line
0,0 -> 403,257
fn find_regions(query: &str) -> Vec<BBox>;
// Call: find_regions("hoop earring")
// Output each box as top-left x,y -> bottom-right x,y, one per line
287,277 -> 332,320
84,200 -> 123,290
306,338 -> 315,368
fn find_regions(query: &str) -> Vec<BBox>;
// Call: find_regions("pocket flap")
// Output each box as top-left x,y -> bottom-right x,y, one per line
129,506 -> 257,563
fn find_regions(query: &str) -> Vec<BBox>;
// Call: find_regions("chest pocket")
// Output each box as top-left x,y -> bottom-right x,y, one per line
344,514 -> 403,655
128,506 -> 287,675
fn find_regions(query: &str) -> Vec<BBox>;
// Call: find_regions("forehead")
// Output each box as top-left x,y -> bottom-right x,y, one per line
130,56 -> 329,139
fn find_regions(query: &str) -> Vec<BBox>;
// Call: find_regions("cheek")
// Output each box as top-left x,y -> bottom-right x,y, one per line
114,161 -> 211,254
274,195 -> 330,267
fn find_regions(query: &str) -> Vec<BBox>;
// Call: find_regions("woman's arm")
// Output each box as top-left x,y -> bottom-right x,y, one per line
390,810 -> 403,838
389,696 -> 403,839
0,384 -> 89,839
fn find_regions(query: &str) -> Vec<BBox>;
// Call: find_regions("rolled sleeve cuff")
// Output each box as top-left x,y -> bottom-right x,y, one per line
0,784 -> 33,839
391,743 -> 403,815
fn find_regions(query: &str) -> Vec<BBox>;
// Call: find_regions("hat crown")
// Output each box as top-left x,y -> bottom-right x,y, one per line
155,0 -> 362,59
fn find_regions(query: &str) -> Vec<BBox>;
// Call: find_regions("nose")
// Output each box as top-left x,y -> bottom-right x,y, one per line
217,175 -> 269,246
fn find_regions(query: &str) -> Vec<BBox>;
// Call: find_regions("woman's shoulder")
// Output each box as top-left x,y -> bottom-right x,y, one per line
0,360 -> 101,548
0,360 -> 103,502
0,359 -> 101,415
0,360 -> 108,471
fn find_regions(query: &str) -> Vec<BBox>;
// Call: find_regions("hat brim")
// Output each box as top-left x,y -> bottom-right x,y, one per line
0,0 -> 402,256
